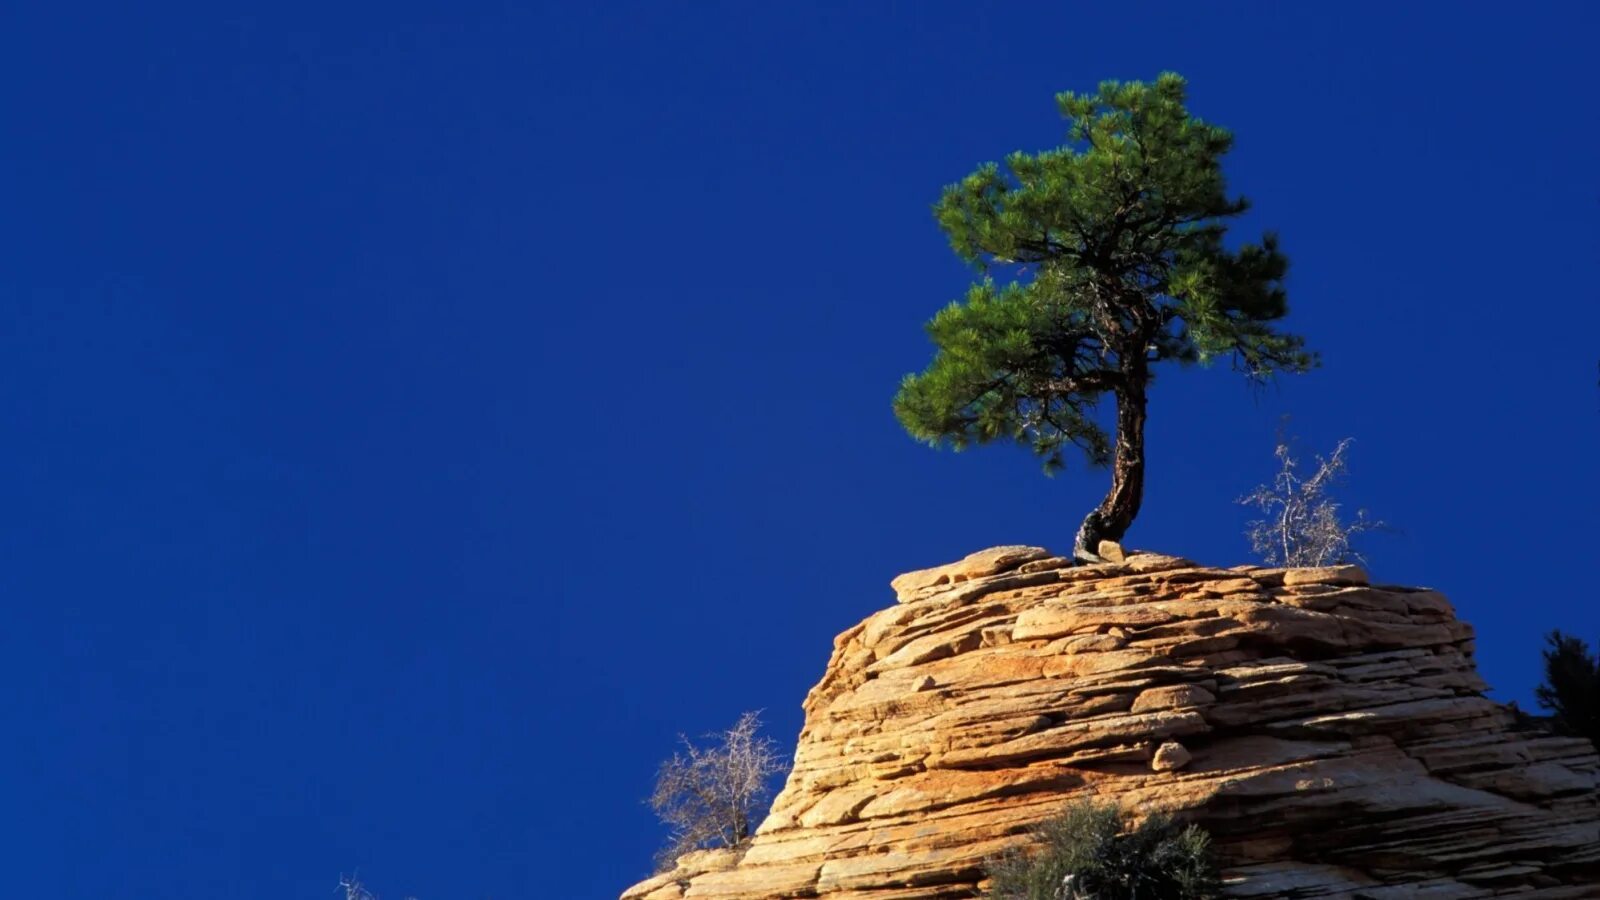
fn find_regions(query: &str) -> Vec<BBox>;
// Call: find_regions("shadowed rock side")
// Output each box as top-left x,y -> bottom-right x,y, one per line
622,547 -> 1600,899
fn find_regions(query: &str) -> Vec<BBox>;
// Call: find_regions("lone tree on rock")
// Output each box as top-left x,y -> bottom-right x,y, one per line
895,73 -> 1314,559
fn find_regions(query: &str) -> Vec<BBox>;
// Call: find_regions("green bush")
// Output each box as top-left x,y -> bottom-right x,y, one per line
1536,631 -> 1600,751
986,802 -> 1219,900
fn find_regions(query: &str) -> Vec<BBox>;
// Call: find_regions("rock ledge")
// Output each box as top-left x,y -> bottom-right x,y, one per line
623,547 -> 1600,899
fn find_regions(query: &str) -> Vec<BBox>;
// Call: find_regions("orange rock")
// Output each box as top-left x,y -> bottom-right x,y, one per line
888,545 -> 1054,603
620,549 -> 1600,900
1151,740 -> 1192,771
1097,539 -> 1126,563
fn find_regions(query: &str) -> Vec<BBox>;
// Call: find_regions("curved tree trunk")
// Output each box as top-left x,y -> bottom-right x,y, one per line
1074,349 -> 1148,561
1097,367 -> 1147,542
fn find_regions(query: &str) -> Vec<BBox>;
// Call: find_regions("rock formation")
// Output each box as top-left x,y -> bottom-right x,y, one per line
622,548 -> 1600,899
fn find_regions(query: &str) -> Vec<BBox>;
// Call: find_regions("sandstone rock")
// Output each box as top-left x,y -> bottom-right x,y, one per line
1151,740 -> 1192,771
621,547 -> 1600,900
622,848 -> 743,900
676,849 -> 741,874
1132,684 -> 1216,713
889,545 -> 1052,602
1283,564 -> 1368,587
1097,539 -> 1126,563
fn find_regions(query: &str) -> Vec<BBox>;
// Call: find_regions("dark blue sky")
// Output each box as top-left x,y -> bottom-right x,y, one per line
3,2 -> 1597,898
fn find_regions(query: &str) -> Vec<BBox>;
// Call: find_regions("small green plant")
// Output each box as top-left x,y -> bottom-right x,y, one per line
986,802 -> 1219,900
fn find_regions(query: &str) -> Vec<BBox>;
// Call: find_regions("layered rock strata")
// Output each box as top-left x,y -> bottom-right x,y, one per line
623,547 -> 1600,899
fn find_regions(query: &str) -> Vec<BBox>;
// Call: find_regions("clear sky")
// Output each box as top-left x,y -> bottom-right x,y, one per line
3,2 -> 1597,898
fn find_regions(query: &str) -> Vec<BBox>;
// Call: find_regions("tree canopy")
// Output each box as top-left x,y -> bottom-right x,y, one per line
895,73 -> 1314,553
1536,631 -> 1600,751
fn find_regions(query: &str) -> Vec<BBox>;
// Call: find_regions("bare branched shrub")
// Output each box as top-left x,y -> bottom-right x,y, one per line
338,875 -> 377,900
337,873 -> 415,900
1239,436 -> 1383,567
648,711 -> 787,872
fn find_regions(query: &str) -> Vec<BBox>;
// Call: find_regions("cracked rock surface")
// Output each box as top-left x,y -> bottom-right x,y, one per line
622,548 -> 1600,899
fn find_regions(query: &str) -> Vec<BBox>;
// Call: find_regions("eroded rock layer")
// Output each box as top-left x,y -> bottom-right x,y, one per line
623,548 -> 1600,899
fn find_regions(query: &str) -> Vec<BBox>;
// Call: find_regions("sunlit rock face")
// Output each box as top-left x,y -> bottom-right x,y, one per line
623,548 -> 1600,899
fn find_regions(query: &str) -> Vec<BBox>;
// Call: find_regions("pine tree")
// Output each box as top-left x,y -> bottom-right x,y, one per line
1536,631 -> 1600,751
895,74 -> 1314,557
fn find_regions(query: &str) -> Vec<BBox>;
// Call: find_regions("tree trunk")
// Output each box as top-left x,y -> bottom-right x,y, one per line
1100,373 -> 1152,538
1097,355 -> 1148,543
1072,340 -> 1150,562
1100,368 -> 1152,544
